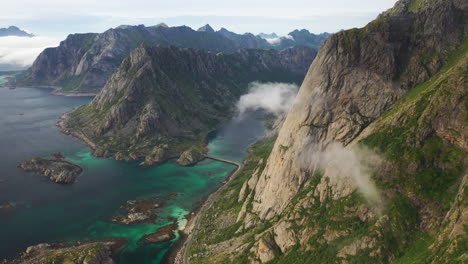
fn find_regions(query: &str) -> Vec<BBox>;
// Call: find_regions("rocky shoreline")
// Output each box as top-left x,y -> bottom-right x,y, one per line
6,85 -> 97,97
140,222 -> 179,244
167,159 -> 242,264
57,112 -> 209,167
3,238 -> 127,264
18,153 -> 83,184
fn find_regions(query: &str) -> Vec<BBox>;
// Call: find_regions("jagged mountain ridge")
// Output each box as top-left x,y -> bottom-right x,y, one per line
187,0 -> 467,263
18,24 -> 327,94
60,45 -> 316,165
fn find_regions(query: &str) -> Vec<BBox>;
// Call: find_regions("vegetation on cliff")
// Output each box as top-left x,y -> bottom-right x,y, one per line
188,0 -> 467,263
61,45 -> 315,165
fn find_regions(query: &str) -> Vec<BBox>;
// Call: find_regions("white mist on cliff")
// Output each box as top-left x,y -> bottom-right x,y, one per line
298,137 -> 382,206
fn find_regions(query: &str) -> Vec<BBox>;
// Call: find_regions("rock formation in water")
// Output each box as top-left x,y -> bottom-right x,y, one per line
18,154 -> 83,183
5,238 -> 127,264
140,222 -> 178,244
176,146 -> 208,166
187,0 -> 468,263
112,198 -> 163,225
59,45 -> 316,165
17,24 -> 327,94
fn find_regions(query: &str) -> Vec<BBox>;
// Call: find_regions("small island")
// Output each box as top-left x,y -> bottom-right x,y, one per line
139,222 -> 178,244
176,146 -> 207,166
18,153 -> 83,184
112,198 -> 163,225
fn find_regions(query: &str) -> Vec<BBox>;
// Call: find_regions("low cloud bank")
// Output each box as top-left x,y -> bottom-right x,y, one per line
236,82 -> 299,117
0,36 -> 61,69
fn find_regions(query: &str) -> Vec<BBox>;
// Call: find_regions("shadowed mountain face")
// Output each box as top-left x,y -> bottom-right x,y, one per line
186,0 -> 468,263
0,26 -> 33,37
60,45 -> 316,165
18,24 -> 325,94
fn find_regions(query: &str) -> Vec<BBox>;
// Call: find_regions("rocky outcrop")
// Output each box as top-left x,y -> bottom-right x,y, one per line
18,154 -> 83,183
140,223 -> 178,244
61,45 -> 316,164
18,24 -> 324,94
112,198 -> 163,225
176,147 -> 207,166
6,238 -> 127,264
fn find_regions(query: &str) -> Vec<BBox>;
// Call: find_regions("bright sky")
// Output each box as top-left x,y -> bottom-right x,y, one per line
0,0 -> 397,68
1,0 -> 397,37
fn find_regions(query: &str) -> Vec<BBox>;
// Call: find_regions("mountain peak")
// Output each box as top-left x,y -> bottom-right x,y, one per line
151,23 -> 169,28
0,25 -> 33,37
197,24 -> 215,33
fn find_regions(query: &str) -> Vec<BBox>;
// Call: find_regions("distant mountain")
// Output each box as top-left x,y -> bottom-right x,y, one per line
18,24 -> 329,94
18,24 -> 272,94
60,45 -> 317,165
197,24 -> 215,33
0,26 -> 33,37
274,29 -> 331,50
258,32 -> 279,39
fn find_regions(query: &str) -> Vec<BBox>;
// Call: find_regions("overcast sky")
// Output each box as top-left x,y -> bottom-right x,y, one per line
1,0 -> 397,37
0,0 -> 397,68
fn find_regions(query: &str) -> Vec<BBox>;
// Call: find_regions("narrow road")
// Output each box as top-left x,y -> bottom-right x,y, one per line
180,155 -> 242,264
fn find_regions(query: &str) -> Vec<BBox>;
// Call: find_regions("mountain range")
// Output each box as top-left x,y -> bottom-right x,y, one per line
59,45 -> 316,165
17,24 -> 328,94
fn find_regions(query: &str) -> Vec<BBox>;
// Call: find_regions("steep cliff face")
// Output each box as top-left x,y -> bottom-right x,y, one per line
252,0 -> 466,221
188,0 -> 467,263
19,24 -> 319,94
60,45 -> 316,165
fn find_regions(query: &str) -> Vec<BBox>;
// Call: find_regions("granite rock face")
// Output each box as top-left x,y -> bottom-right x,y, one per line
61,45 -> 316,165
251,0 -> 467,220
188,1 -> 468,263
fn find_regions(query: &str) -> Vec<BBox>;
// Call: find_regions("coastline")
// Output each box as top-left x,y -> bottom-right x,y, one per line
166,157 -> 242,264
56,112 -> 102,157
57,108 -> 245,264
3,85 -> 97,97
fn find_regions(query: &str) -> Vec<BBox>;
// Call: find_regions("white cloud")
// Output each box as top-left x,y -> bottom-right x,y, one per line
0,36 -> 61,68
264,37 -> 282,45
236,82 -> 299,116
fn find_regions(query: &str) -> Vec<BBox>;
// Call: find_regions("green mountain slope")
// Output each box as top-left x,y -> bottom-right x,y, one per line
59,45 -> 316,165
185,0 -> 467,263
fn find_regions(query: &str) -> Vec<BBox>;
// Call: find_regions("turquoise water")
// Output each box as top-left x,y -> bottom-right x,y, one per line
0,87 -> 266,262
